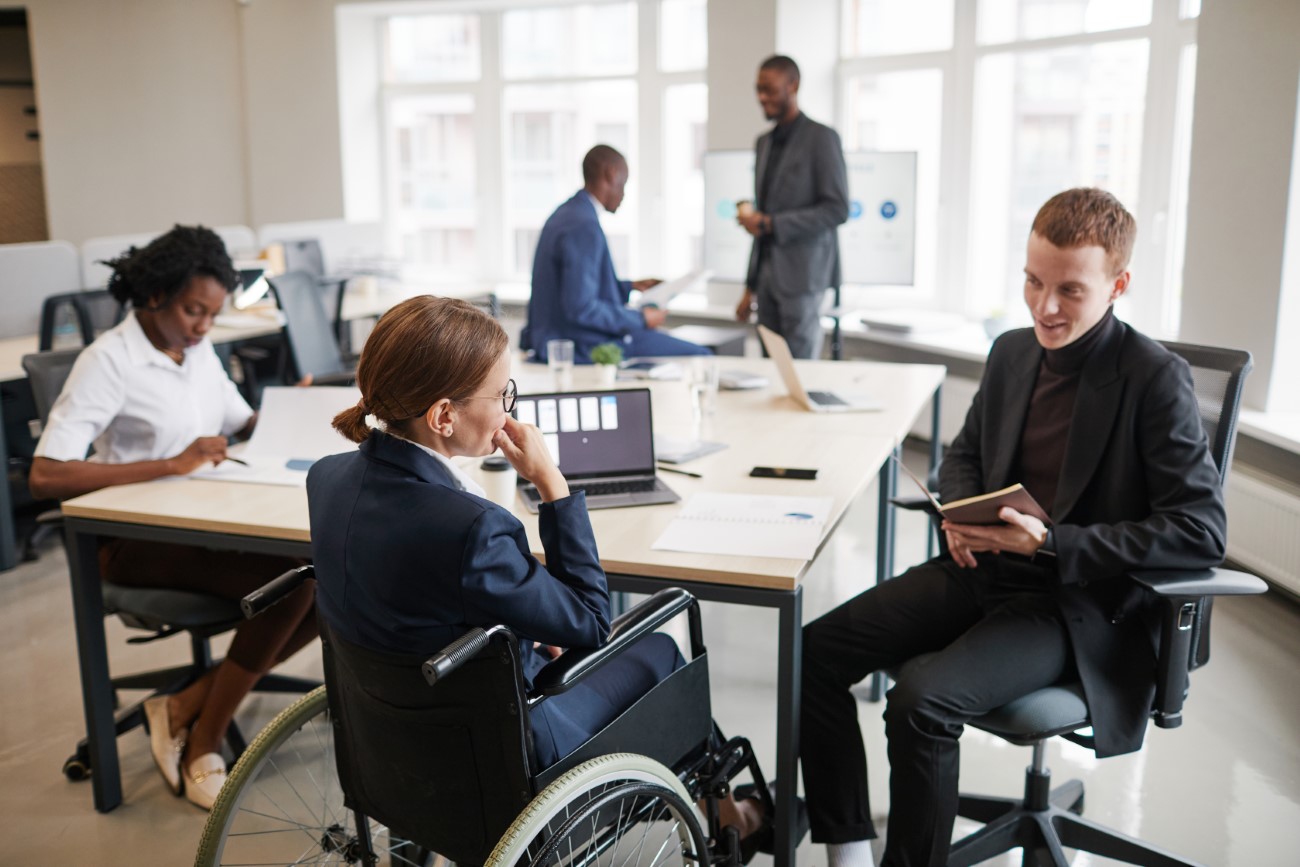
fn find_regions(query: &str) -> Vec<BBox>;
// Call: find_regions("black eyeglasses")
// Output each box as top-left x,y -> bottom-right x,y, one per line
464,378 -> 517,413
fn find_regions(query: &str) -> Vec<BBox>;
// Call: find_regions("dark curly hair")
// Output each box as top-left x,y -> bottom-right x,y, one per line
103,225 -> 239,309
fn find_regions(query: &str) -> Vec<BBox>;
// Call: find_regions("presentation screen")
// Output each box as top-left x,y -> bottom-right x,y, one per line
702,149 -> 917,286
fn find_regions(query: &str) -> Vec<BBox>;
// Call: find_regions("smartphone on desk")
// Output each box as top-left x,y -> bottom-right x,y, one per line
750,466 -> 818,480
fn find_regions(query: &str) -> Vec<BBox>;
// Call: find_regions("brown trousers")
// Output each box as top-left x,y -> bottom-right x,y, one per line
99,538 -> 316,673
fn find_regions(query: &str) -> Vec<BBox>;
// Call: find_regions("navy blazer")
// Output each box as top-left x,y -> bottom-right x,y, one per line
522,191 -> 646,363
941,320 -> 1226,757
306,431 -> 611,686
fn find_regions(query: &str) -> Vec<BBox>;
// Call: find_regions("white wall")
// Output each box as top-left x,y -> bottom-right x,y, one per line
705,0 -> 775,151
26,0 -> 249,244
1180,0 -> 1300,409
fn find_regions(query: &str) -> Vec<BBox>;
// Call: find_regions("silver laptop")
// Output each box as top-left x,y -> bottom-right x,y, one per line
513,387 -> 680,512
757,325 -> 882,413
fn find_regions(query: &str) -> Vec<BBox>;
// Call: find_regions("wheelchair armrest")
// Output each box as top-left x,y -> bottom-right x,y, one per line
36,507 -> 64,527
1128,566 -> 1266,729
531,587 -> 699,697
241,565 -> 315,619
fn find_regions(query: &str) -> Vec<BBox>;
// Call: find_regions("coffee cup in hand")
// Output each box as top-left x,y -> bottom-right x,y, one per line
736,200 -> 755,219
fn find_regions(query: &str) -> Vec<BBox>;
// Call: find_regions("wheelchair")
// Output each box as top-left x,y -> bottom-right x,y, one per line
195,566 -> 773,867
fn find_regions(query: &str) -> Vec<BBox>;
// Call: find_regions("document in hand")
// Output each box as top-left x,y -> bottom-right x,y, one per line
894,458 -> 1051,525
652,492 -> 833,560
191,386 -> 361,486
632,268 -> 713,309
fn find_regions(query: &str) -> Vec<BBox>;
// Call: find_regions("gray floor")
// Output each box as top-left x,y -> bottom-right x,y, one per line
1,452 -> 1298,866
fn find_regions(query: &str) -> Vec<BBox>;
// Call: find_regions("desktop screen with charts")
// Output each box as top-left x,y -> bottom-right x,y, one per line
514,389 -> 655,479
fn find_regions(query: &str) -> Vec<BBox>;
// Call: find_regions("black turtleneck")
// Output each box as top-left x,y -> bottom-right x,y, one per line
1015,307 -> 1117,517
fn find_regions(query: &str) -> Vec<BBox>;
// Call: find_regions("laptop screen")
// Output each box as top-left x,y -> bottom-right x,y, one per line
513,388 -> 656,480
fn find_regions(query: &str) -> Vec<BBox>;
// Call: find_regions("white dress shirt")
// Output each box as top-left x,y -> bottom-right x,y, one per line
35,312 -> 254,465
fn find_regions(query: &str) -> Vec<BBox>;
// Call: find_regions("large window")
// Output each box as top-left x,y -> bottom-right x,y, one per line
371,0 -> 706,283
840,0 -> 1199,337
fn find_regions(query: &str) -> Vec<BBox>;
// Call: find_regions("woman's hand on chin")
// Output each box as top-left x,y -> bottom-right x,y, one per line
494,417 -> 569,502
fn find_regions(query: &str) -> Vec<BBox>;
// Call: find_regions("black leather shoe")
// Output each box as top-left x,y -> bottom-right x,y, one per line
733,780 -> 810,863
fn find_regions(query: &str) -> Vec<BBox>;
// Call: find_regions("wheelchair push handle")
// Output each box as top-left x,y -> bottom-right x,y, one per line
242,565 -> 315,619
423,626 -> 506,686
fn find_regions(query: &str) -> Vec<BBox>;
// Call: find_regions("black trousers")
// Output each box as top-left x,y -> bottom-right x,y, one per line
800,555 -> 1075,867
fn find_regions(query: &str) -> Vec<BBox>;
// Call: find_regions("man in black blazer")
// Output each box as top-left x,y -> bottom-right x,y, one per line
735,55 -> 849,359
799,189 -> 1226,867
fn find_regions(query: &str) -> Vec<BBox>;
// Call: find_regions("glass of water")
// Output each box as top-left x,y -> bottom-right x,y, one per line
688,355 -> 719,440
547,339 -> 575,391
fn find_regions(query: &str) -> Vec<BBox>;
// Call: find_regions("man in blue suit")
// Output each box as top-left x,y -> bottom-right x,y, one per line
522,145 -> 708,363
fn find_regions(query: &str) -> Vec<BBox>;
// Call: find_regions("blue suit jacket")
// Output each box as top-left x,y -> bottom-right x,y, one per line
523,191 -> 646,363
306,431 -> 611,686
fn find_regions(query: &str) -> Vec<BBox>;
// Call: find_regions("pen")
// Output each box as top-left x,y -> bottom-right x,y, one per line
223,456 -> 250,467
657,465 -> 702,478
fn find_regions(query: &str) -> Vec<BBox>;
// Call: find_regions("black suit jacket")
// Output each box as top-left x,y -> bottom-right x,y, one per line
941,321 -> 1226,757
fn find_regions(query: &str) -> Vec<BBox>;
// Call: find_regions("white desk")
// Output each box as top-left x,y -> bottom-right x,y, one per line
60,357 -> 944,865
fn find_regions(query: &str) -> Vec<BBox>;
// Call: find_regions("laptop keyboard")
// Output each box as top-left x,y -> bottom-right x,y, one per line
807,390 -> 848,407
572,478 -> 660,497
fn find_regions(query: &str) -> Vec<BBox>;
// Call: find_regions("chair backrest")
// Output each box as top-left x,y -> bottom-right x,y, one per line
1158,340 -> 1253,487
38,290 -> 126,351
269,270 -> 348,380
281,238 -> 327,278
22,348 -> 82,435
0,240 -> 82,339
1157,340 -> 1252,672
320,618 -> 535,866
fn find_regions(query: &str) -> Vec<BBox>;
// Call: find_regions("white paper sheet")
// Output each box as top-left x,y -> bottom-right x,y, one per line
652,493 -> 833,560
632,268 -> 713,309
191,386 -> 361,486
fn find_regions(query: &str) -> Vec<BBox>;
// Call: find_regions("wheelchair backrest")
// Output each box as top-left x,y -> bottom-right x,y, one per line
320,618 -> 535,865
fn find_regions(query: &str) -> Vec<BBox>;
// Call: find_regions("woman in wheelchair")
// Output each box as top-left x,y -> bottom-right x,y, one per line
296,295 -> 776,864
29,226 -> 317,811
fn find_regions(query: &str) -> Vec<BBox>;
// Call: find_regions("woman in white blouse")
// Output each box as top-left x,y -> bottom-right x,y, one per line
29,225 -> 317,810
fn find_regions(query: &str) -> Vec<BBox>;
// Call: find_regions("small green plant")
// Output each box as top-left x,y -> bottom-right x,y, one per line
590,342 -> 624,366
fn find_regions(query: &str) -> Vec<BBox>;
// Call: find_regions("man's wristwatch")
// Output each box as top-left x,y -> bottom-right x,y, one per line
1035,527 -> 1058,560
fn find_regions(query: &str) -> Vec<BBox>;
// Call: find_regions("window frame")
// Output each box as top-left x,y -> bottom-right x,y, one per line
836,0 -> 1198,336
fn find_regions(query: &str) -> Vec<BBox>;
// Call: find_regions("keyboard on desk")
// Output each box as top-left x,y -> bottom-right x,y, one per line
807,390 -> 848,407
519,474 -> 680,512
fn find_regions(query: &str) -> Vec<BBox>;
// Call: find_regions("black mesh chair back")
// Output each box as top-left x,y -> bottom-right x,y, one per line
22,348 -> 83,433
1158,340 -> 1252,485
269,270 -> 350,381
38,290 -> 126,351
321,618 -> 535,866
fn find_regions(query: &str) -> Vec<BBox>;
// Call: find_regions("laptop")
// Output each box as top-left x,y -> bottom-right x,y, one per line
757,324 -> 882,413
512,387 -> 680,512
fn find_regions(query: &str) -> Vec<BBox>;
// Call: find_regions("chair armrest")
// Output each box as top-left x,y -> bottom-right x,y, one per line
36,507 -> 64,527
241,565 -> 315,619
530,587 -> 699,698
1128,566 -> 1267,729
309,370 -> 356,386
1129,567 -> 1267,597
889,494 -> 939,514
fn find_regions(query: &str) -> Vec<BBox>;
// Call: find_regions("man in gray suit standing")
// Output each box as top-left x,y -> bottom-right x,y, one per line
735,55 -> 849,359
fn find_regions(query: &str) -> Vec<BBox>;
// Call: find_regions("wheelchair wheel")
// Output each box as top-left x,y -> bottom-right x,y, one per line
194,686 -> 438,867
487,753 -> 708,867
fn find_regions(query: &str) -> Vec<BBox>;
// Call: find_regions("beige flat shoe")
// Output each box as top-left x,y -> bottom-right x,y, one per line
142,696 -> 186,796
183,752 -> 227,811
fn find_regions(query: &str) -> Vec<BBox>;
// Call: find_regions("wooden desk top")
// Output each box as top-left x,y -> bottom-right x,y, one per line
0,318 -> 286,384
62,358 -> 943,591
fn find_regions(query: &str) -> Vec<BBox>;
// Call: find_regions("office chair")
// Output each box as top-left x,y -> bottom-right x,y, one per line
893,340 -> 1266,866
268,270 -> 355,385
19,348 -> 319,781
37,289 -> 126,351
280,238 -> 351,350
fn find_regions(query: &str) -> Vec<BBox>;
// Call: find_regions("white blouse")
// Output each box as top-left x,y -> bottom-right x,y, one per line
35,312 -> 254,465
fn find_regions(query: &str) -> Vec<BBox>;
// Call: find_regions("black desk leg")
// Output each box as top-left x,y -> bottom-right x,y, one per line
773,586 -> 803,867
65,527 -> 122,812
926,382 -> 943,560
867,445 -> 900,703
0,395 -> 16,572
